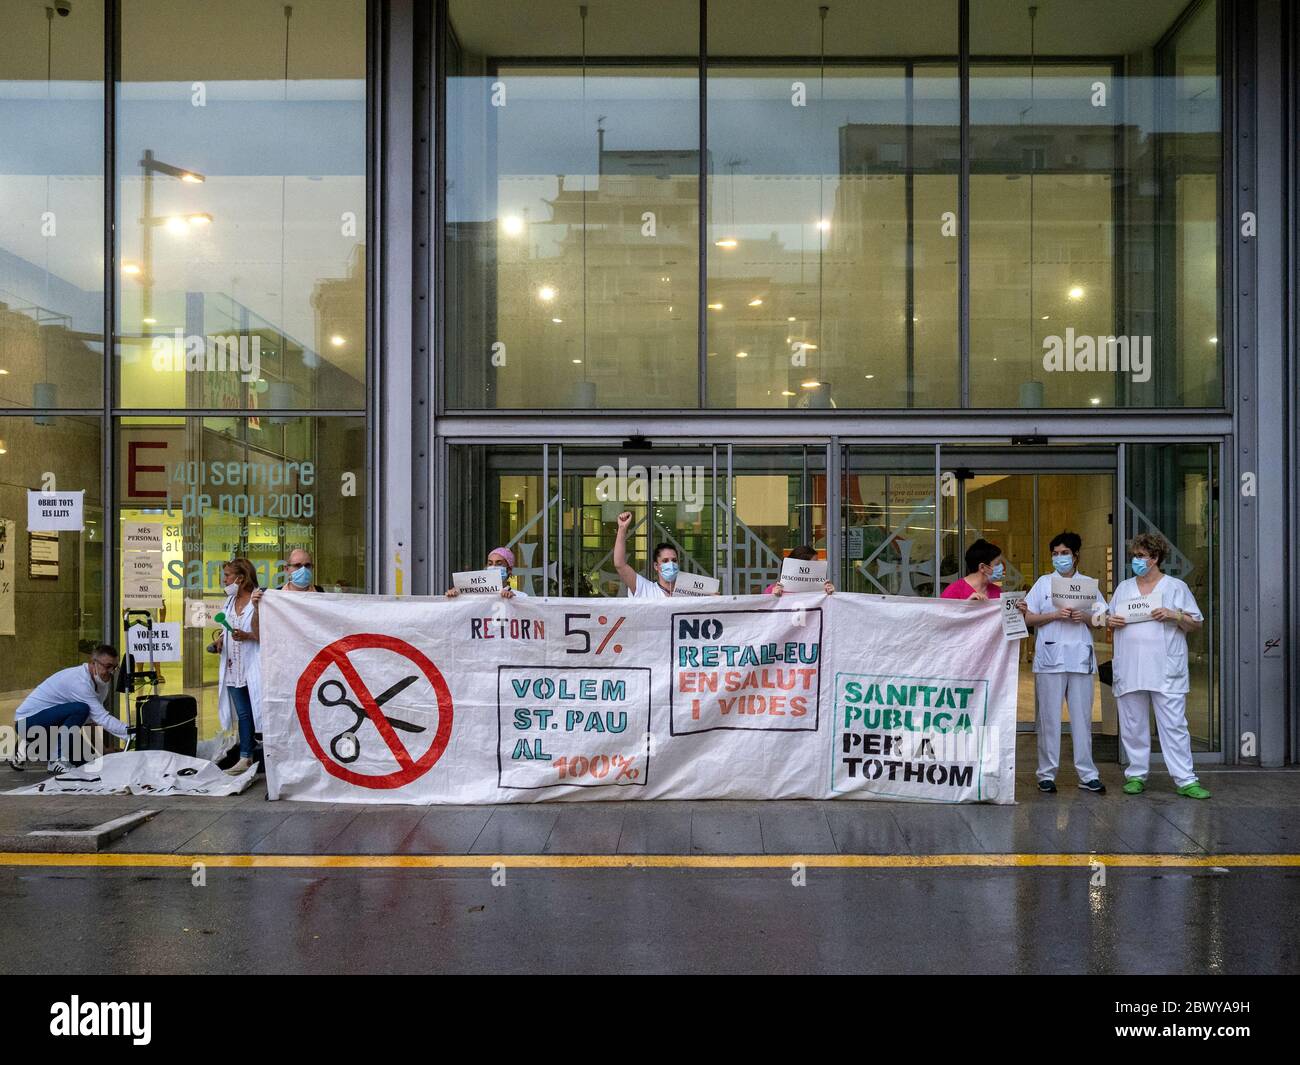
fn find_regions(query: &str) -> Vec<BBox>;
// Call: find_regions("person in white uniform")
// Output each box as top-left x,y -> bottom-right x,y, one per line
1022,531 -> 1109,794
445,546 -> 529,599
1105,532 -> 1210,799
612,510 -> 707,599
211,559 -> 263,776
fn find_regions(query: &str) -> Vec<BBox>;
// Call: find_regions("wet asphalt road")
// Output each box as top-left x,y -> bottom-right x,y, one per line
3,864 -> 1297,974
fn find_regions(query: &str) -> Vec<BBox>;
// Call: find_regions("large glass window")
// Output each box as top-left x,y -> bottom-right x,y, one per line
116,0 -> 367,410
0,416 -> 104,721
0,2 -> 105,409
446,0 -> 700,409
117,416 -> 365,740
970,0 -> 1221,408
706,1 -> 958,408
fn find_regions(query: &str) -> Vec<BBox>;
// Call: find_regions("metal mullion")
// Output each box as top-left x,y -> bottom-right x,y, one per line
556,443 -> 564,595
102,0 -> 119,648
932,443 -> 941,597
541,443 -> 549,596
958,0 -> 970,408
698,0 -> 708,410
725,443 -> 733,594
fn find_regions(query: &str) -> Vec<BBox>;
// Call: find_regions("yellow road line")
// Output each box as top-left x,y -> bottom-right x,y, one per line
1,852 -> 1298,869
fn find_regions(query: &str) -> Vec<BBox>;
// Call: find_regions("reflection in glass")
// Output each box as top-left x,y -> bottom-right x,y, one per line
117,416 -> 366,740
116,0 -> 367,410
841,449 -> 938,596
0,2 -> 104,408
446,1 -> 699,409
970,0 -> 1221,408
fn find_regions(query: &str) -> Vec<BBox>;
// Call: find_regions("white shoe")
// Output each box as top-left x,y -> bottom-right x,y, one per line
47,761 -> 70,775
225,757 -> 256,775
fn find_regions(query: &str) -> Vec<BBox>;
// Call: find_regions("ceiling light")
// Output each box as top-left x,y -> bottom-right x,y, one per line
1067,285 -> 1085,301
165,216 -> 189,235
572,358 -> 583,364
707,302 -> 724,310
187,213 -> 212,226
0,369 -> 8,375
816,219 -> 830,231
748,297 -> 763,307
501,215 -> 525,236
122,262 -> 141,275
801,379 -> 821,389
142,317 -> 156,325
781,390 -> 796,397
1040,315 -> 1050,320
538,285 -> 557,301
551,317 -> 563,323
330,335 -> 346,347
1090,397 -> 1101,405
1208,336 -> 1218,344
864,374 -> 875,379
735,351 -> 749,359
714,238 -> 738,249
787,316 -> 796,322
180,172 -> 204,183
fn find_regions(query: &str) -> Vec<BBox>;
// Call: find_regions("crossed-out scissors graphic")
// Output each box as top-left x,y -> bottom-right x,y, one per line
316,675 -> 425,763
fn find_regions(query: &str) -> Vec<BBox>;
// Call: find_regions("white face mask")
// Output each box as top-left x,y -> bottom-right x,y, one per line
224,582 -> 240,598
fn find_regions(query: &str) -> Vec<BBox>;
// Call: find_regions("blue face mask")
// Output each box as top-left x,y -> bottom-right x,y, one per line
1131,557 -> 1150,576
289,566 -> 313,588
989,562 -> 1005,581
496,566 -> 510,585
660,561 -> 679,583
1051,555 -> 1074,574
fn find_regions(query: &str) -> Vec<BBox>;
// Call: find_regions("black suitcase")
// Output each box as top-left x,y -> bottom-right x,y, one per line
136,695 -> 199,757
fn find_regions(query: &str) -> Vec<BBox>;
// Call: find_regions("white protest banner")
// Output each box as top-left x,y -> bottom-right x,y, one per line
671,572 -> 720,597
123,577 -> 163,610
259,592 -> 1018,806
1118,589 -> 1162,624
7,750 -> 255,797
1051,574 -> 1100,612
124,550 -> 163,581
27,489 -> 84,532
1000,593 -> 1028,639
126,622 -> 182,662
122,522 -> 164,551
452,568 -> 504,595
780,556 -> 828,592
0,519 -> 14,635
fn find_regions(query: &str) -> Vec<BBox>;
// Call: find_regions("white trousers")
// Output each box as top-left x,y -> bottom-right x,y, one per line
1034,671 -> 1098,782
1116,690 -> 1198,787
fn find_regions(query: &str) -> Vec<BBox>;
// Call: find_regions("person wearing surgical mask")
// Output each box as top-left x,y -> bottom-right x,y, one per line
1022,531 -> 1110,794
445,546 -> 528,599
212,558 -> 263,775
940,538 -> 1006,601
8,644 -> 129,774
612,510 -> 716,599
253,549 -> 323,604
1105,532 -> 1209,800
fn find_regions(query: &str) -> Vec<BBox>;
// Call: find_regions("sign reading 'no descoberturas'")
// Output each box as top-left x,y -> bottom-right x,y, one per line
258,591 -> 1019,806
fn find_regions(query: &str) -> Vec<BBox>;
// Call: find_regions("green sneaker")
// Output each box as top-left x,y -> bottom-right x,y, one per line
1177,782 -> 1211,800
1122,778 -> 1145,795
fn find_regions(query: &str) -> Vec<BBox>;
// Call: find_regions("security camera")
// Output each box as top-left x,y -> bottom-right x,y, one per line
54,1 -> 72,16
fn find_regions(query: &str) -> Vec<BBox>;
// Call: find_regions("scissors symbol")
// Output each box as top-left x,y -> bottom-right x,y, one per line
316,675 -> 424,764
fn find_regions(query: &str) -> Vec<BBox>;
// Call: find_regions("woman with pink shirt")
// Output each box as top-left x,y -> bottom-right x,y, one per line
941,538 -> 1007,601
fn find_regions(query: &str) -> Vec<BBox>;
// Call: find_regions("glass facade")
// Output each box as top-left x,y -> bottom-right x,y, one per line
5,0 -> 1292,765
443,0 -> 1221,411
0,0 -> 367,748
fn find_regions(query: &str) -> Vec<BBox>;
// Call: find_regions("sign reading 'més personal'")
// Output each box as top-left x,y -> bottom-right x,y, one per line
259,591 -> 1018,806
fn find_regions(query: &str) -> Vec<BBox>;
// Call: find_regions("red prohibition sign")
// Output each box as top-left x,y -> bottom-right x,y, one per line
295,633 -> 454,789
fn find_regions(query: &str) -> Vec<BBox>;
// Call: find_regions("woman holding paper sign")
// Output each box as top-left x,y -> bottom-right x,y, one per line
1105,533 -> 1209,800
212,558 -> 262,776
1023,532 -> 1109,795
445,546 -> 529,599
766,545 -> 835,596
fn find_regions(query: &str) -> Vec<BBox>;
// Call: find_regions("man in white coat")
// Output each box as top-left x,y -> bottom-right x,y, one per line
1022,532 -> 1110,794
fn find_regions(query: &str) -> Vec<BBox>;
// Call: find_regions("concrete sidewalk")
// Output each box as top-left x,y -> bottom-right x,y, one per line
2,739 -> 1297,858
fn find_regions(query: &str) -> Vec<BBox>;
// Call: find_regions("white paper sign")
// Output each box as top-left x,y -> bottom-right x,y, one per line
122,522 -> 164,551
27,489 -> 84,532
186,599 -> 222,629
1119,589 -> 1162,624
1051,574 -> 1100,612
0,519 -> 14,636
123,577 -> 164,610
124,550 -> 163,581
453,568 -> 504,595
671,572 -> 720,597
1000,593 -> 1028,639
126,622 -> 182,662
780,556 -> 829,592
